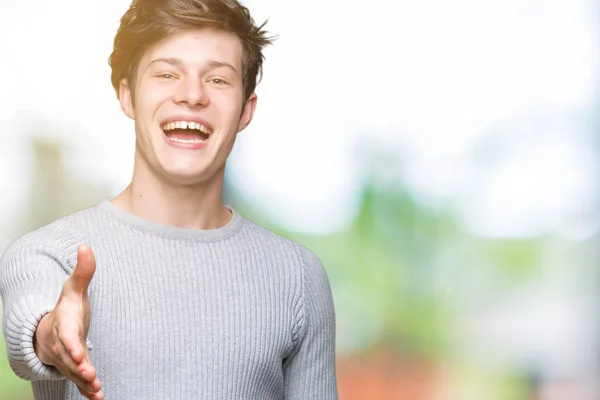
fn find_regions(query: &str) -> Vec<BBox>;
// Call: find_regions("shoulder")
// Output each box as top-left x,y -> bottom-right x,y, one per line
239,218 -> 299,249
238,217 -> 330,284
1,208 -> 92,270
240,218 -> 322,261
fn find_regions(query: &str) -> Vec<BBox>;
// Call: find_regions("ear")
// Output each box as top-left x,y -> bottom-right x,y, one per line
237,93 -> 257,133
119,79 -> 135,120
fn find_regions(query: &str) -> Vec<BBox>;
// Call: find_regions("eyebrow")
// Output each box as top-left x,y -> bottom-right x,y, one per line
146,57 -> 239,75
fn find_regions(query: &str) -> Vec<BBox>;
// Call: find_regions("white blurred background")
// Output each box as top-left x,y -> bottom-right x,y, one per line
1,0 -> 599,399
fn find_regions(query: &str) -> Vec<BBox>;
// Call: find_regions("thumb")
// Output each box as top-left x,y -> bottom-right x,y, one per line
69,244 -> 97,295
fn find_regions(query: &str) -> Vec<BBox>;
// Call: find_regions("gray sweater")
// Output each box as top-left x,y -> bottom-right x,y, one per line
0,199 -> 338,399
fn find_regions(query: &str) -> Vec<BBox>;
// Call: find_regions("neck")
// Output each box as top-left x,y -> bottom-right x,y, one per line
111,156 -> 231,231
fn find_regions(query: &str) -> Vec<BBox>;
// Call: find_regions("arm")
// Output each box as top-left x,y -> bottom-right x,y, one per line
1,240 -> 74,380
283,245 -> 338,400
1,225 -> 104,399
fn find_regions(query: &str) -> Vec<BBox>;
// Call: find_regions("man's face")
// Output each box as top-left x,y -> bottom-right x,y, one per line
119,28 -> 256,186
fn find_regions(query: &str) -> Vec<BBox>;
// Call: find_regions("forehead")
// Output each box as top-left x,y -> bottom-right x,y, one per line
141,28 -> 243,69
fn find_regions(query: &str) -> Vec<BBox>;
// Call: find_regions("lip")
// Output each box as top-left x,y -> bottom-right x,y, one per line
162,132 -> 210,150
159,115 -> 214,133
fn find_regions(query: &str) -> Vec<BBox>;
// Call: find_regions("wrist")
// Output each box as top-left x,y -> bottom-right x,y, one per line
34,313 -> 54,366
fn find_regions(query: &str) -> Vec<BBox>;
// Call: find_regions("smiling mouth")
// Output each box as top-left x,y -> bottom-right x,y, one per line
161,121 -> 212,143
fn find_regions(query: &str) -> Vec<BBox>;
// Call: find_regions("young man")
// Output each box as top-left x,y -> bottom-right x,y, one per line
0,0 -> 338,399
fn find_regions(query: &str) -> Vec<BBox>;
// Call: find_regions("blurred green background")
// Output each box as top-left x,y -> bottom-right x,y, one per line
1,0 -> 599,399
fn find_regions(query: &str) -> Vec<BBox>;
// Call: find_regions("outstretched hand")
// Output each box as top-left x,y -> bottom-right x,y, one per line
34,244 -> 104,400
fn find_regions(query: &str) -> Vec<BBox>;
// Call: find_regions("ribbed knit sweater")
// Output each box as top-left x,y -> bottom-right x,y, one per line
0,199 -> 338,399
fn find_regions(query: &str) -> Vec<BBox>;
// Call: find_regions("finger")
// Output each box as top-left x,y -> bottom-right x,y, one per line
58,329 -> 101,389
80,348 -> 101,390
58,328 -> 86,365
78,387 -> 104,400
56,333 -> 97,385
70,245 -> 97,295
79,361 -> 98,383
93,391 -> 105,400
78,363 -> 101,389
78,386 -> 94,400
55,345 -> 98,392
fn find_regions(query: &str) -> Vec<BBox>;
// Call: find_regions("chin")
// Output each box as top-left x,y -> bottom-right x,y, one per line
161,172 -> 210,187
159,164 -> 219,186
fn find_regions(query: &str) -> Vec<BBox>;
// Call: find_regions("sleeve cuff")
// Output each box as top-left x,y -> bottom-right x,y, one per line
6,296 -> 64,381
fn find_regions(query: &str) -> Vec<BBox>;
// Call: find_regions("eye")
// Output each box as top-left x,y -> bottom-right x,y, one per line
210,78 -> 228,85
157,73 -> 176,80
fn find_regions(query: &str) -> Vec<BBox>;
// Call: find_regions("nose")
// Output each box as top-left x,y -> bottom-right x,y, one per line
173,76 -> 209,108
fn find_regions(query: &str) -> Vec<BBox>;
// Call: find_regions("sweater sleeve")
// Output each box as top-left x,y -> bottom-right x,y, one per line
283,244 -> 338,399
0,221 -> 83,381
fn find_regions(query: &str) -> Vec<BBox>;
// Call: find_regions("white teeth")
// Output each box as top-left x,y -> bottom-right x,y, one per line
168,137 -> 206,144
162,121 -> 210,134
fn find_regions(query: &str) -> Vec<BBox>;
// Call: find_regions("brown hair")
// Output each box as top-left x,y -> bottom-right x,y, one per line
109,0 -> 276,103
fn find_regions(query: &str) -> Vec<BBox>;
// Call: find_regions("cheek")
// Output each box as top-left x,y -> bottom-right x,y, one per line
134,97 -> 170,134
137,81 -> 172,111
213,91 -> 244,119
